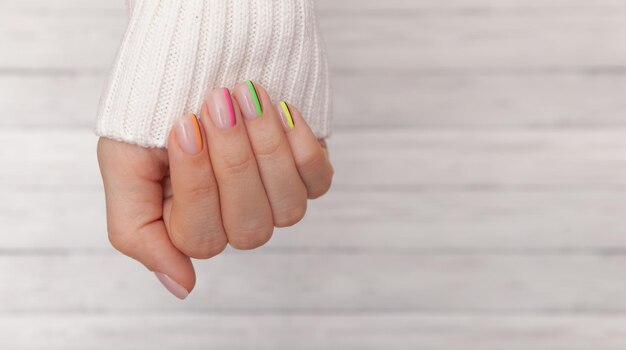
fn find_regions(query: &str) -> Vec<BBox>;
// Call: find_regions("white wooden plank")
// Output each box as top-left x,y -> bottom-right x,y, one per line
330,129 -> 626,189
2,253 -> 626,312
0,75 -> 103,127
5,129 -> 626,189
0,130 -> 100,189
4,0 -> 626,14
321,15 -> 626,73
0,11 -> 125,71
6,74 -> 626,128
0,0 -> 124,12
2,314 -> 626,350
332,74 -> 626,128
316,0 -> 626,13
3,6 -> 626,72
4,190 -> 626,251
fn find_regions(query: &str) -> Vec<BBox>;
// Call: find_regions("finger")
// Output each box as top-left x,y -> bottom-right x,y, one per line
97,138 -> 195,299
276,102 -> 334,199
232,81 -> 308,227
166,113 -> 228,259
199,87 -> 274,250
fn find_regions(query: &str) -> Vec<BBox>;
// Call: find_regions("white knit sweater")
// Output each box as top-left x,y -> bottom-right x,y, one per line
96,0 -> 331,148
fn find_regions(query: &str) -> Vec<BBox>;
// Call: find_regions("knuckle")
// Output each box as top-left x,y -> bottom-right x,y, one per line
178,236 -> 228,260
169,221 -> 228,260
184,182 -> 219,202
308,165 -> 334,200
253,137 -> 285,160
220,151 -> 256,175
297,149 -> 326,176
228,225 -> 274,250
274,202 -> 308,228
308,179 -> 332,199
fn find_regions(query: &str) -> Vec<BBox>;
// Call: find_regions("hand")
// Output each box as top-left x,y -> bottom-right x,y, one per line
97,82 -> 334,299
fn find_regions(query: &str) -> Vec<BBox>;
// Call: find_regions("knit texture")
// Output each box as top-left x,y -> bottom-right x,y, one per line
97,0 -> 331,148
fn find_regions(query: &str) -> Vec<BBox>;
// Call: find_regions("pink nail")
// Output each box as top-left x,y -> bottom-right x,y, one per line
154,272 -> 189,300
174,113 -> 203,155
208,88 -> 237,129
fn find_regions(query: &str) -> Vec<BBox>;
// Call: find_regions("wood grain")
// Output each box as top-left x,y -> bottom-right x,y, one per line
4,10 -> 626,72
2,314 -> 626,350
4,189 -> 626,252
5,0 -> 626,12
5,129 -> 626,190
2,253 -> 626,313
3,0 -> 626,348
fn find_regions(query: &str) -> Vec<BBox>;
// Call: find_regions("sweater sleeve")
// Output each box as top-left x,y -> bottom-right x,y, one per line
96,0 -> 332,148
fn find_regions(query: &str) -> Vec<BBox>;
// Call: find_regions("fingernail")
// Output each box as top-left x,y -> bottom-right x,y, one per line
208,88 -> 237,129
175,113 -> 203,155
235,80 -> 263,120
278,101 -> 295,131
154,272 -> 189,300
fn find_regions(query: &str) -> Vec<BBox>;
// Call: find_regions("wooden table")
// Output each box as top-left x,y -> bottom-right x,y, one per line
2,1 -> 626,349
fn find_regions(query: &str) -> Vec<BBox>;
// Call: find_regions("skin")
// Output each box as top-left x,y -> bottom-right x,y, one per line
97,83 -> 334,298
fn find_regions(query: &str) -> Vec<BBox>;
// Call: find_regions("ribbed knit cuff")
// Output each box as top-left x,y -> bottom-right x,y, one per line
96,0 -> 331,148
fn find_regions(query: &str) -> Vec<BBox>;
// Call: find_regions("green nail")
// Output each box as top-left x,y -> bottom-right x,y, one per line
247,80 -> 263,116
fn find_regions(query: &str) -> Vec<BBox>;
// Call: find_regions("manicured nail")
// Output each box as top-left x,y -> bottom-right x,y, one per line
208,88 -> 237,129
235,80 -> 263,120
154,272 -> 189,300
175,113 -> 203,155
278,101 -> 295,131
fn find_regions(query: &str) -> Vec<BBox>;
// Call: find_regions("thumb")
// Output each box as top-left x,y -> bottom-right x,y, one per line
97,137 -> 196,299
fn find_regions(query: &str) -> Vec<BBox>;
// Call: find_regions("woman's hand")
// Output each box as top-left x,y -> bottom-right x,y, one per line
97,82 -> 334,299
